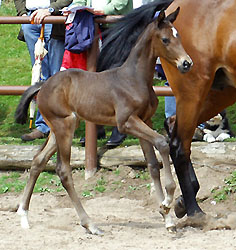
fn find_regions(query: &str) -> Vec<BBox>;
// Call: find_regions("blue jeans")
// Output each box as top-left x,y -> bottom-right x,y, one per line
164,82 -> 176,118
23,21 -> 65,134
35,38 -> 65,134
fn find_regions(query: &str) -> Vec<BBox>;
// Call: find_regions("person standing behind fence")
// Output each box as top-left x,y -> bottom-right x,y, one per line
14,0 -> 72,141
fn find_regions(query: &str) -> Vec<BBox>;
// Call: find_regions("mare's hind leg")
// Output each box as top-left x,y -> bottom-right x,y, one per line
139,138 -> 176,232
53,116 -> 102,235
17,132 -> 57,228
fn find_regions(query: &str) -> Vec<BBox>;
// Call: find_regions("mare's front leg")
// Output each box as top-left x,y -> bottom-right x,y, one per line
17,132 -> 57,228
172,86 -> 236,218
139,137 -> 176,232
164,115 -> 200,218
170,98 -> 204,218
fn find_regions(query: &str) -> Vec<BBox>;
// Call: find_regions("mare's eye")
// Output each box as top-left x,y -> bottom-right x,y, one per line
162,38 -> 170,45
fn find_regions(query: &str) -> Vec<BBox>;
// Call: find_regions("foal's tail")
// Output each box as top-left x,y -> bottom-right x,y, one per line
15,81 -> 44,124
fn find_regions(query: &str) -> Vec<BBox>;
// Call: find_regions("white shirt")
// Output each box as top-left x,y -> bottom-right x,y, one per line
133,0 -> 154,8
133,0 -> 143,8
91,0 -> 107,9
26,0 -> 50,10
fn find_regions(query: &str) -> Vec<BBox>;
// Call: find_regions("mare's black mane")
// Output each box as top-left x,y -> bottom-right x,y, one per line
97,0 -> 173,72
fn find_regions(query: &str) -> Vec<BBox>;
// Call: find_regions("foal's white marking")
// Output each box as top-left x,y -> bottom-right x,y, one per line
171,27 -> 178,38
17,204 -> 30,229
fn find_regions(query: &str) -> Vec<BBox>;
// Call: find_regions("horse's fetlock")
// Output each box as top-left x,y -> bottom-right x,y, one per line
147,163 -> 160,178
165,181 -> 176,194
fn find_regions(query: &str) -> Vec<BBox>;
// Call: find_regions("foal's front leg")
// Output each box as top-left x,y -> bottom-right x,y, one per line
139,138 -> 176,232
120,116 -> 176,231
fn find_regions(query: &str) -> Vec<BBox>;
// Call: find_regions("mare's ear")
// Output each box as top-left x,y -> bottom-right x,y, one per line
156,9 -> 166,27
166,7 -> 180,23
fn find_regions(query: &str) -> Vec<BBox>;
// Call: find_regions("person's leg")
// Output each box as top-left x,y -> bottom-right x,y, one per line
41,23 -> 52,81
164,82 -> 176,118
48,38 -> 65,75
22,23 -> 41,66
21,23 -> 52,141
35,111 -> 50,134
34,38 -> 65,136
165,96 -> 176,118
106,127 -> 127,147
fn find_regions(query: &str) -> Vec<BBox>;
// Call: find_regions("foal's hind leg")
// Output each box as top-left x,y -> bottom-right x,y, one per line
53,116 -> 102,235
17,132 -> 57,228
139,138 -> 176,232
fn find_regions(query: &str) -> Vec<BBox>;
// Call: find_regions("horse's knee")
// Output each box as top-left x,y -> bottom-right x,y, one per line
155,136 -> 170,155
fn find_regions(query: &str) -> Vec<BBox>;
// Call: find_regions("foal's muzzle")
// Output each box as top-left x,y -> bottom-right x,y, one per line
177,56 -> 193,73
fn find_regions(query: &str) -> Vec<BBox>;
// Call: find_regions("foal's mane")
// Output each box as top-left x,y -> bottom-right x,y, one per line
97,0 -> 173,72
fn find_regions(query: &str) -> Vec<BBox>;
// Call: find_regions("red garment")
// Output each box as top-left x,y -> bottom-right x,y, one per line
61,49 -> 87,70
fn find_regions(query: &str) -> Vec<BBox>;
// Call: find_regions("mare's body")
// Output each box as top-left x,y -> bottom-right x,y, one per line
161,0 -> 236,218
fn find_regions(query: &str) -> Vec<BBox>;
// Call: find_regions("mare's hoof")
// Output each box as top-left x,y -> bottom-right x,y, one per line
174,196 -> 186,218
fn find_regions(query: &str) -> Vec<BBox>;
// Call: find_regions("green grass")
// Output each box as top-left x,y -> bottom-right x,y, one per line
0,171 -> 63,194
0,1 -> 32,138
211,171 -> 236,202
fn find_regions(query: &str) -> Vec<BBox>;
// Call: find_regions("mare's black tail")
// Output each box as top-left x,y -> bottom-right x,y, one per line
15,81 -> 44,124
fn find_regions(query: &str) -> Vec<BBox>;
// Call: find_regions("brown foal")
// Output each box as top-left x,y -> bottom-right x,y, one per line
15,8 -> 192,234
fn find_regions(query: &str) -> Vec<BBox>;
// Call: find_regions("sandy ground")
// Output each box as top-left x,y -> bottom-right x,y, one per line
0,159 -> 236,250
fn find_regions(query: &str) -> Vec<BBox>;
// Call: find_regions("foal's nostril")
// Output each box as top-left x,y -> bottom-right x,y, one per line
183,60 -> 191,69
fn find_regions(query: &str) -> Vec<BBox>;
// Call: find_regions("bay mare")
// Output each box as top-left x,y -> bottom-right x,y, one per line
15,1 -> 192,234
161,0 -> 236,220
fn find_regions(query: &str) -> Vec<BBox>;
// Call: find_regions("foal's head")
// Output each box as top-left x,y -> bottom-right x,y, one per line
152,8 -> 192,73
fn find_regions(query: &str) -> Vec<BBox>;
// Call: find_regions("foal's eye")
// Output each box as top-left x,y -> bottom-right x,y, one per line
161,38 -> 170,45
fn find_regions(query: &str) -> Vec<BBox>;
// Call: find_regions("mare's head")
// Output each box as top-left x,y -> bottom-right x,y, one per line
152,8 -> 192,73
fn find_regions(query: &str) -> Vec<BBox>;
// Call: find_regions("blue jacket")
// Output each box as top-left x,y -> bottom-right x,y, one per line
64,10 -> 94,53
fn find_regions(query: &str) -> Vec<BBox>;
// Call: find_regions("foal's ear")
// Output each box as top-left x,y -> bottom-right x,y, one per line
166,7 -> 180,23
156,9 -> 166,26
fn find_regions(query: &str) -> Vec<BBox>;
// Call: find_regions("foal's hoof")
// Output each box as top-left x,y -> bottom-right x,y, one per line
83,223 -> 104,235
174,196 -> 186,218
167,225 -> 177,233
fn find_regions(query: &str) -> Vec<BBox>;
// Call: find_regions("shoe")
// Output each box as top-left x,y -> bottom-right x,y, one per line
106,127 -> 126,148
21,129 -> 47,142
79,127 -> 106,147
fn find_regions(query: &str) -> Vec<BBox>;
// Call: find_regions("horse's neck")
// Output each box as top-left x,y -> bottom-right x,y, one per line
123,24 -> 157,85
